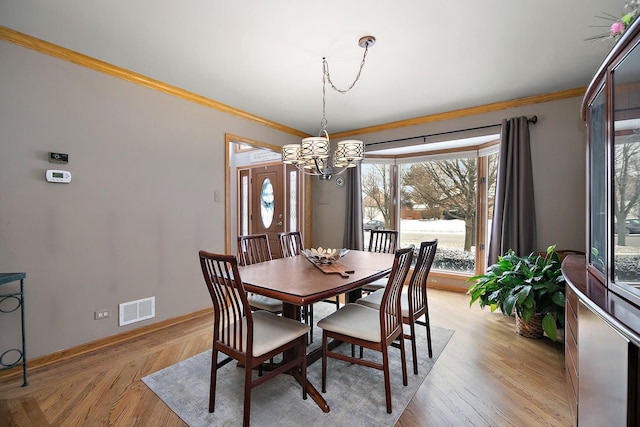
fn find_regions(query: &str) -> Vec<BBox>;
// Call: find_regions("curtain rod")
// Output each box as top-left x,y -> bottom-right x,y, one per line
365,115 -> 537,148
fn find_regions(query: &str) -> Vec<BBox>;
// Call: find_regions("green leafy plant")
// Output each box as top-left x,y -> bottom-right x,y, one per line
467,245 -> 566,341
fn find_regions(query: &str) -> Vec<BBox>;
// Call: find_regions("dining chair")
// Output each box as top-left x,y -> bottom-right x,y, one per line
277,231 -> 317,343
237,234 -> 283,313
317,246 -> 413,414
357,239 -> 438,374
361,229 -> 399,294
368,229 -> 398,254
198,250 -> 309,427
278,230 -> 304,258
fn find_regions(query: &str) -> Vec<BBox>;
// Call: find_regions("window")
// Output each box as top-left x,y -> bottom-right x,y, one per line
361,163 -> 395,243
361,135 -> 499,275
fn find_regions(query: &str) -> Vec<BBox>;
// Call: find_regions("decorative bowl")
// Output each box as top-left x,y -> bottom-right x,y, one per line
301,247 -> 349,264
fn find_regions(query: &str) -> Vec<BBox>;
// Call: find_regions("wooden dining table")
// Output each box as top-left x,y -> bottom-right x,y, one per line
238,249 -> 395,412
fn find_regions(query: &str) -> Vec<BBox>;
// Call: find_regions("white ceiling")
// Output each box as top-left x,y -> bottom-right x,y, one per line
0,0 -> 626,135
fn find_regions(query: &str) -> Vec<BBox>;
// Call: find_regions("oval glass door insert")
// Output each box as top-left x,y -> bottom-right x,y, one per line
260,178 -> 274,228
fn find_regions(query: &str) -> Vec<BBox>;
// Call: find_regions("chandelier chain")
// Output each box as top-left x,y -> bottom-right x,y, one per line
320,45 -> 371,133
322,45 -> 370,94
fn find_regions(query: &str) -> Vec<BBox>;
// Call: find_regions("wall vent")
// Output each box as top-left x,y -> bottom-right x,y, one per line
119,296 -> 155,326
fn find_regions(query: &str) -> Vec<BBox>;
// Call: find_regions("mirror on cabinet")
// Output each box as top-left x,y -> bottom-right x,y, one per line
612,39 -> 640,294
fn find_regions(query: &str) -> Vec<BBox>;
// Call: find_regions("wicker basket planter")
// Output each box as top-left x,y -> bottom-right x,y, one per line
515,313 -> 544,339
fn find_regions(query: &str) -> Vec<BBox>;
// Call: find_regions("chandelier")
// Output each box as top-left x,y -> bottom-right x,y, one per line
281,35 -> 376,180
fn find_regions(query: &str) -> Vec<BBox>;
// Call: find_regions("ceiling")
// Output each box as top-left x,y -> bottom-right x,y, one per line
0,0 -> 626,136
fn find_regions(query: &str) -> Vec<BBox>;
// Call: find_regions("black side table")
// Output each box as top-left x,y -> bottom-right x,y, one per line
0,273 -> 27,386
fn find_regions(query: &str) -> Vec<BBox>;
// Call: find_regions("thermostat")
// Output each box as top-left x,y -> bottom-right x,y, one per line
46,170 -> 72,183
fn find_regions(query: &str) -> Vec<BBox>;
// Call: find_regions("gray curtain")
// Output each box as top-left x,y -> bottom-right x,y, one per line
488,116 -> 537,264
343,165 -> 364,250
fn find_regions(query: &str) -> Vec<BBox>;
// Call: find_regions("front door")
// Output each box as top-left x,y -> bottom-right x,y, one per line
251,164 -> 285,258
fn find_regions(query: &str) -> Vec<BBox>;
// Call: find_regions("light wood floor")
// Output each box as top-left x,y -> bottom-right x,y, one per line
0,289 -> 572,426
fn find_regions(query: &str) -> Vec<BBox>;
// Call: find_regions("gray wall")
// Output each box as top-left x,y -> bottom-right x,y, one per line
0,41 -> 299,358
312,97 -> 587,262
0,38 -> 588,359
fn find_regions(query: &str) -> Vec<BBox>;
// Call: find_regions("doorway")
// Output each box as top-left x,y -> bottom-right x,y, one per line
225,134 -> 308,256
238,163 -> 292,258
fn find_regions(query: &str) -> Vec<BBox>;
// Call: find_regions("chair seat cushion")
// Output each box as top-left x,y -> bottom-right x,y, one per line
361,277 -> 388,292
248,294 -> 283,312
356,289 -> 410,317
225,311 -> 309,357
317,303 -> 381,342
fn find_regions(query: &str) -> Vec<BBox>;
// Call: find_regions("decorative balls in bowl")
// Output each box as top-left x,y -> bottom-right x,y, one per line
301,247 -> 349,264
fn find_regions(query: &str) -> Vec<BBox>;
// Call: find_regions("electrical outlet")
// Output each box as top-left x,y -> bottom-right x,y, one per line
94,309 -> 110,320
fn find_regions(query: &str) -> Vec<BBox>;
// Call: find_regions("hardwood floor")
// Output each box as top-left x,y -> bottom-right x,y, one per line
0,289 -> 572,426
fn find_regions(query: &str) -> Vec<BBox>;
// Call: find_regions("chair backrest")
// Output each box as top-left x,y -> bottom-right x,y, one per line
378,246 -> 414,343
406,240 -> 438,318
199,250 -> 254,354
278,231 -> 304,258
368,229 -> 398,254
237,234 -> 272,266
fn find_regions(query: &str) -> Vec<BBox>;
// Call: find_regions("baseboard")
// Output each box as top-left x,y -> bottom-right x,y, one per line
428,283 -> 468,293
0,307 -> 213,381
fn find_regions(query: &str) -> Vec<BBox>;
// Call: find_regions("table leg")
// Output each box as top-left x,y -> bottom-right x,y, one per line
346,288 -> 362,303
281,302 -> 331,412
283,303 -> 300,320
293,368 -> 330,412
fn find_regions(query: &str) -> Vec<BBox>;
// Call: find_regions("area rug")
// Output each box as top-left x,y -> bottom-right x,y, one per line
142,303 -> 454,427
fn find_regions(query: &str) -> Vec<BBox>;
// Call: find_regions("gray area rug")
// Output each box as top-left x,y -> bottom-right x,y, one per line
142,302 -> 454,426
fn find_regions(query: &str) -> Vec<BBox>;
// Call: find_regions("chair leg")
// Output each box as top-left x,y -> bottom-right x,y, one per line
351,344 -> 364,358
399,331 -> 408,387
381,347 -> 392,414
243,360 -> 252,427
209,348 -> 218,413
308,304 -> 314,344
425,311 -> 433,358
300,336 -> 308,400
321,332 -> 328,393
417,314 -> 433,358
409,320 -> 418,375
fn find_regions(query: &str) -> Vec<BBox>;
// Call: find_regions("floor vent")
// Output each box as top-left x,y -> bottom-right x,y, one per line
119,296 -> 155,326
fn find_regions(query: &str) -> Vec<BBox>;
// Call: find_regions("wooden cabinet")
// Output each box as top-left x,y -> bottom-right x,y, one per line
564,15 -> 640,427
583,12 -> 640,308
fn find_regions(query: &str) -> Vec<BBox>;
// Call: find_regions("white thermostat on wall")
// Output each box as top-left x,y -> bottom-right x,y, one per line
46,169 -> 72,183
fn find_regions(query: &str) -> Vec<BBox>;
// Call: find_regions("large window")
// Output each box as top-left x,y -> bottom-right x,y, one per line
361,137 -> 498,275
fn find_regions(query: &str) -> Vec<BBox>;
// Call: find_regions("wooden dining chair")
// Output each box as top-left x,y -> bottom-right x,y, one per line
368,229 -> 398,254
357,240 -> 438,374
198,250 -> 309,427
361,229 -> 399,293
278,230 -> 304,258
237,234 -> 283,313
277,231 -> 316,343
317,246 -> 413,414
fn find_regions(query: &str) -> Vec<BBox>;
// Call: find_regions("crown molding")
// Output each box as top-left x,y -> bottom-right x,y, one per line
331,87 -> 586,139
0,26 -> 308,138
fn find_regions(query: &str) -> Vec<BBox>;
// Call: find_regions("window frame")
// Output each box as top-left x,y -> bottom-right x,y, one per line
363,137 -> 499,277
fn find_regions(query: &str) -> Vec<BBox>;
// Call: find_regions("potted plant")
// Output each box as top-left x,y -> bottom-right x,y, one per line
467,245 -> 566,341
